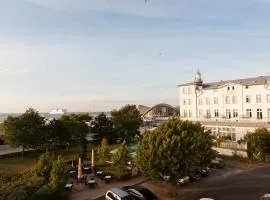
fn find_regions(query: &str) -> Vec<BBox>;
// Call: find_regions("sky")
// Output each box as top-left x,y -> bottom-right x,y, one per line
1,0 -> 270,113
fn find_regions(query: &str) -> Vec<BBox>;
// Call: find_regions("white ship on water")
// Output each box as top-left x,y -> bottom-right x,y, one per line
49,108 -> 67,115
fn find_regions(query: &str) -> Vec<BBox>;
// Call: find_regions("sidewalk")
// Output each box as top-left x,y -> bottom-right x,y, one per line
69,176 -> 149,200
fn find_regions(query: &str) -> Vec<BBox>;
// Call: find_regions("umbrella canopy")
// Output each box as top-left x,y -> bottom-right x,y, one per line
78,157 -> 82,180
91,149 -> 95,171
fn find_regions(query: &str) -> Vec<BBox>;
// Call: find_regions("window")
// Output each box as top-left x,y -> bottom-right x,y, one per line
267,108 -> 270,119
188,99 -> 192,105
246,95 -> 251,103
267,94 -> 270,103
206,98 -> 210,105
214,97 -> 218,104
245,85 -> 249,89
107,192 -> 116,200
188,109 -> 192,117
184,110 -> 187,117
256,95 -> 261,103
226,109 -> 231,119
225,96 -> 230,104
188,87 -> 192,94
227,86 -> 230,91
199,109 -> 203,117
183,99 -> 187,105
206,109 -> 211,118
232,86 -> 235,90
182,88 -> 186,94
199,98 -> 203,105
257,109 -> 262,120
246,109 -> 252,118
233,109 -> 238,118
214,109 -> 219,117
232,96 -> 237,104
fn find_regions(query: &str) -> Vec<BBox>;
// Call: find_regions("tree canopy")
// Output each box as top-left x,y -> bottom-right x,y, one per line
245,128 -> 270,161
111,105 -> 142,143
136,118 -> 215,181
4,108 -> 45,153
90,113 -> 114,142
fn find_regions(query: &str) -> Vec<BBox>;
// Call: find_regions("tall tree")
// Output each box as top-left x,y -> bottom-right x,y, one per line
90,113 -> 114,142
136,118 -> 215,181
111,105 -> 142,143
43,119 -> 70,154
4,108 -> 45,158
244,128 -> 270,161
59,114 -> 91,156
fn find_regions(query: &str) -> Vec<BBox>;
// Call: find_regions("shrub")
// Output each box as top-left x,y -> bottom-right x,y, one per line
35,151 -> 53,180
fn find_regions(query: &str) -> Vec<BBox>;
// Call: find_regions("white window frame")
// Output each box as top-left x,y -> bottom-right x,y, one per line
214,109 -> 219,117
256,95 -> 261,103
233,109 -> 238,118
199,98 -> 203,105
206,98 -> 210,105
267,94 -> 270,103
246,109 -> 252,118
246,95 -> 251,103
225,96 -> 230,104
232,96 -> 237,104
257,108 -> 262,120
214,97 -> 218,104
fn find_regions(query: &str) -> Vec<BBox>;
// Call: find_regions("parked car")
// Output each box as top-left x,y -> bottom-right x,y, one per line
209,159 -> 225,169
199,198 -> 215,200
123,185 -> 158,200
188,172 -> 200,182
200,167 -> 211,177
260,193 -> 270,200
106,188 -> 135,200
177,176 -> 190,185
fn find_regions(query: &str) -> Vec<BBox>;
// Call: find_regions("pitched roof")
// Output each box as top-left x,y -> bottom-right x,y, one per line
178,75 -> 270,89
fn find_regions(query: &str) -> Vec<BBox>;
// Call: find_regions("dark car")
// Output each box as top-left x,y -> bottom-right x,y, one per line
123,185 -> 157,200
200,167 -> 211,177
188,172 -> 200,182
209,159 -> 225,169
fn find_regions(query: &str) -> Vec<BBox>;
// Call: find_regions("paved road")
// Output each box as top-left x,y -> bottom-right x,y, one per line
177,166 -> 270,200
0,145 -> 24,155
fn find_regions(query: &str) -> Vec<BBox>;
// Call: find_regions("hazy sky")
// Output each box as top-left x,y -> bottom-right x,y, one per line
1,0 -> 270,112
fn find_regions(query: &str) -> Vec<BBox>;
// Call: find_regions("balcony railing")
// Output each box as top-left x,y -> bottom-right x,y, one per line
219,141 -> 247,150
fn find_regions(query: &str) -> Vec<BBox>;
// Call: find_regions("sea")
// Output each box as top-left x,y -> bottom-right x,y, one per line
0,112 -> 110,122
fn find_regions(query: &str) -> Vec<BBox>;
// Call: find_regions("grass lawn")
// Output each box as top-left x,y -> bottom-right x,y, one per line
0,143 -> 123,176
0,146 -> 83,175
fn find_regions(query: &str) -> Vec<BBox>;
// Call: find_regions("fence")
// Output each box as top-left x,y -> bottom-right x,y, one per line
219,141 -> 247,150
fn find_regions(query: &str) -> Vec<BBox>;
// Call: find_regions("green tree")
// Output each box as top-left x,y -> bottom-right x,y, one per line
60,114 -> 90,156
43,119 -> 70,154
98,137 -> 109,161
113,141 -> 129,167
111,105 -> 142,143
90,113 -> 114,142
136,118 -> 215,181
244,128 -> 270,161
49,155 -> 69,189
4,108 -> 45,158
35,152 -> 53,180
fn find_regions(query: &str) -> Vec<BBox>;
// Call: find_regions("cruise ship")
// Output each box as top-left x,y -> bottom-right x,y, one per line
49,109 -> 67,115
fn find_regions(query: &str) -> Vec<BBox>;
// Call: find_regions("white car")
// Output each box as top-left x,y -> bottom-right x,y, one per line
200,198 -> 215,200
177,176 -> 190,185
106,188 -> 135,200
260,193 -> 270,200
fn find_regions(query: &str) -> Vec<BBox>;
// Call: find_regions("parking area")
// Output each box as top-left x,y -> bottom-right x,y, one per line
176,166 -> 270,200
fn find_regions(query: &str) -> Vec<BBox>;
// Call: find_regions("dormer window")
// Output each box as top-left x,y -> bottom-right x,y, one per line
227,86 -> 230,91
245,85 -> 249,89
232,86 -> 235,90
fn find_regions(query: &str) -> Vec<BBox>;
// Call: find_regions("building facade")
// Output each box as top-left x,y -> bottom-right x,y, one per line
178,72 -> 270,141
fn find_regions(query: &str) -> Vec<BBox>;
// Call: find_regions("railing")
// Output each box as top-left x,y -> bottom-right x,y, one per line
219,141 -> 247,150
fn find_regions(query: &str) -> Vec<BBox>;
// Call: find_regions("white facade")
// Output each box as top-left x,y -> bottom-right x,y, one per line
178,73 -> 270,141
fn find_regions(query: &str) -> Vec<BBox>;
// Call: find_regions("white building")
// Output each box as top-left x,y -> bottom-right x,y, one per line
178,71 -> 270,141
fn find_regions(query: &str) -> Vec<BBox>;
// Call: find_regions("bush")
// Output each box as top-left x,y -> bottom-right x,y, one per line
102,166 -> 131,180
